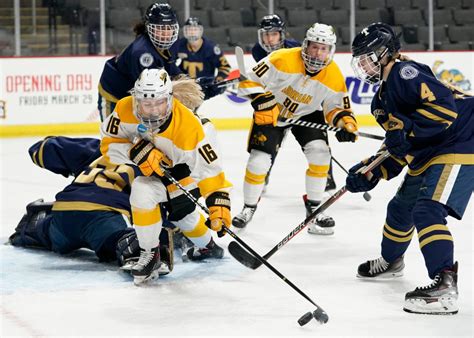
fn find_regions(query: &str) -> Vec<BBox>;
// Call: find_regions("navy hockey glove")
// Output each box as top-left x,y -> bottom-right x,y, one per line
385,129 -> 410,158
345,160 -> 381,193
196,76 -> 225,100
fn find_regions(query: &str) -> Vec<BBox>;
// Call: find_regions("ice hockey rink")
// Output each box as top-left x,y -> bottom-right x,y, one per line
1,128 -> 472,337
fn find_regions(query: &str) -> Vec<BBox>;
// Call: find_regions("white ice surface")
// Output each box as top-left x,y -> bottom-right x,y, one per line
1,129 -> 472,337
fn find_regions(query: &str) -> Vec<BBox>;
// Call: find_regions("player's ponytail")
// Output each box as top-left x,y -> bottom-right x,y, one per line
172,75 -> 205,111
133,22 -> 147,37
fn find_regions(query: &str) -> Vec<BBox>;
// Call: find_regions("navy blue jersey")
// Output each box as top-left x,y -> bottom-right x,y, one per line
371,61 -> 474,175
251,39 -> 301,62
171,37 -> 230,79
99,34 -> 182,103
29,137 -> 140,218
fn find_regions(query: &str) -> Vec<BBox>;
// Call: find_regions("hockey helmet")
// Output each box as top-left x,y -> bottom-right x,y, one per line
258,14 -> 286,53
351,22 -> 401,85
183,17 -> 204,43
145,3 -> 179,49
301,23 -> 337,73
132,68 -> 173,131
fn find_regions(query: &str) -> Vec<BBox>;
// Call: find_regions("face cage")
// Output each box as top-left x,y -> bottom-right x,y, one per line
351,52 -> 382,85
147,23 -> 179,49
134,94 -> 173,132
183,25 -> 203,43
301,39 -> 335,73
258,28 -> 285,53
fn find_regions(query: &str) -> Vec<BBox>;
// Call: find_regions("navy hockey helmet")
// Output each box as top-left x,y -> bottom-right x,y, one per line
351,22 -> 401,85
183,17 -> 203,43
144,3 -> 179,49
258,14 -> 286,53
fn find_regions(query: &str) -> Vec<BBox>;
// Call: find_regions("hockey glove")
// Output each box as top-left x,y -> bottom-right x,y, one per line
335,114 -> 358,143
129,139 -> 172,177
385,129 -> 411,158
205,191 -> 231,237
345,159 -> 382,193
251,92 -> 280,126
196,76 -> 225,100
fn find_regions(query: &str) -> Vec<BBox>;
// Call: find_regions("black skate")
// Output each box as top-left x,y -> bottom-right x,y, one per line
232,204 -> 257,229
404,262 -> 458,315
304,195 -> 335,235
131,247 -> 161,285
357,256 -> 405,279
186,238 -> 224,261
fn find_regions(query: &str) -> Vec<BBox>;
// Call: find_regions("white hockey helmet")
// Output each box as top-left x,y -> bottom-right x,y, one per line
301,23 -> 337,73
132,68 -> 173,131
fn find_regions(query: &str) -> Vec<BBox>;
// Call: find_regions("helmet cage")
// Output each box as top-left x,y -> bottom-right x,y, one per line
258,28 -> 285,53
147,23 -> 179,49
183,23 -> 203,43
301,39 -> 335,73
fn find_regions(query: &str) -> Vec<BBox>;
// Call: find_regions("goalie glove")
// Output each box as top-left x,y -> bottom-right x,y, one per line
251,92 -> 280,126
205,191 -> 231,237
334,113 -> 358,142
129,139 -> 172,177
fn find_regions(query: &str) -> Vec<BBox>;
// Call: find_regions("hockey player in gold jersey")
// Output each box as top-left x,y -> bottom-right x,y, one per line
233,23 -> 358,235
100,68 -> 232,284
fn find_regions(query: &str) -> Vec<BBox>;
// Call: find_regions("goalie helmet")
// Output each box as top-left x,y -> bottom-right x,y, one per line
183,17 -> 204,43
145,2 -> 179,49
301,23 -> 337,73
258,14 -> 286,53
351,22 -> 401,85
132,68 -> 173,131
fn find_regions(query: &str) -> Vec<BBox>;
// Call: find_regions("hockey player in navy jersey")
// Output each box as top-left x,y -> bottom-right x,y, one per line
98,2 -> 181,120
171,17 -> 231,99
346,22 -> 473,315
251,14 -> 300,63
8,136 -> 174,275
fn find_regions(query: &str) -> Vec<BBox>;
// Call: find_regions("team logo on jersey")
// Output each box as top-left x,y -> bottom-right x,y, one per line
372,109 -> 385,119
139,53 -> 154,67
214,46 -> 221,55
400,65 -> 419,80
251,132 -> 267,146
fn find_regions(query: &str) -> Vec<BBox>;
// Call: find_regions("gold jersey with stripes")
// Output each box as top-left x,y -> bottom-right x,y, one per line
100,96 -> 232,198
238,47 -> 353,126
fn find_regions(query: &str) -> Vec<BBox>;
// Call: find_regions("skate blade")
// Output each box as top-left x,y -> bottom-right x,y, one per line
307,226 -> 335,236
403,296 -> 458,315
133,270 -> 159,286
231,219 -> 248,229
356,271 -> 404,279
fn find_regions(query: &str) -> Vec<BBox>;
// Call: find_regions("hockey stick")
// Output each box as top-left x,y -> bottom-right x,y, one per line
228,150 -> 390,270
160,169 -> 328,325
331,155 -> 371,202
280,117 -> 385,141
235,46 -> 248,80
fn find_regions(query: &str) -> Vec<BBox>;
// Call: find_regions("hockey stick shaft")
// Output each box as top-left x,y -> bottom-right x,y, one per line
162,169 -> 328,320
280,117 -> 385,141
230,150 -> 390,270
331,155 -> 372,202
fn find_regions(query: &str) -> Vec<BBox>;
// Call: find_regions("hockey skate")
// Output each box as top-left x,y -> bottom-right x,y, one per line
357,256 -> 405,279
232,204 -> 257,229
186,238 -> 224,261
304,195 -> 335,235
131,247 -> 161,285
403,262 -> 458,315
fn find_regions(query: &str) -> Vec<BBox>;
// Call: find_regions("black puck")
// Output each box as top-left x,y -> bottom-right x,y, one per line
297,311 -> 313,326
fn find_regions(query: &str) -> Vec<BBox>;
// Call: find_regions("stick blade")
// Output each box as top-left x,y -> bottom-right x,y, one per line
234,46 -> 248,79
312,307 -> 329,324
228,241 -> 262,269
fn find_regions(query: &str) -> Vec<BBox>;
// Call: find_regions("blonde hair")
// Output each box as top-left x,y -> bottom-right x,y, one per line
172,75 -> 204,111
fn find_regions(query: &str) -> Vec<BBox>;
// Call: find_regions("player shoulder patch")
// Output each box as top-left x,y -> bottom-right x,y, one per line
139,53 -> 154,67
214,45 -> 221,55
399,65 -> 419,80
